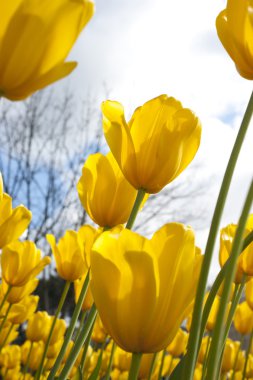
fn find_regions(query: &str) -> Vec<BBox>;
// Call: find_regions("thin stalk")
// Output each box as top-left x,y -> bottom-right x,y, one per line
48,272 -> 90,380
128,353 -> 142,380
166,355 -> 174,379
35,280 -> 71,380
0,323 -> 13,351
201,334 -> 211,380
23,341 -> 34,380
183,90 -> 253,380
158,349 -> 166,380
206,179 -> 253,380
104,341 -> 116,380
223,281 -> 245,344
0,303 -> 12,334
58,303 -> 97,380
231,335 -> 244,380
242,328 -> 253,380
147,353 -> 158,380
126,189 -> 146,229
0,285 -> 12,314
170,230 -> 253,380
75,310 -> 87,342
80,318 -> 96,375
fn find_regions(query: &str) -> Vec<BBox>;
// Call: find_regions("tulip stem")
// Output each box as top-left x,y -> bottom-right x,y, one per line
206,179 -> 253,380
23,341 -> 34,380
0,285 -> 12,313
148,352 -> 158,380
242,328 -> 253,380
0,303 -> 12,335
183,90 -> 253,380
0,323 -> 13,351
48,272 -> 90,380
35,280 -> 71,380
58,303 -> 97,380
126,189 -> 146,229
104,341 -> 116,380
128,352 -> 142,380
75,310 -> 87,342
80,316 -> 95,375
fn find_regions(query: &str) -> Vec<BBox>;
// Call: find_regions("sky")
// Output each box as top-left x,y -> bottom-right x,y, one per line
59,0 -> 253,281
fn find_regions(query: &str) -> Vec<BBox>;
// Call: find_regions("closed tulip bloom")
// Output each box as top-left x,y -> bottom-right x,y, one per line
46,225 -> 95,281
21,340 -> 45,371
221,339 -> 237,374
234,301 -> 253,335
216,0 -> 253,79
77,153 -> 141,227
1,241 -> 50,287
74,275 -> 93,311
167,328 -> 188,357
246,278 -> 253,310
102,95 -> 201,194
206,295 -> 231,333
44,317 -> 66,345
1,278 -> 39,304
26,311 -> 51,342
7,295 -> 39,324
0,192 -> 32,249
91,223 -> 202,353
91,315 -> 107,343
0,345 -> 21,369
0,0 -> 94,100
0,322 -> 19,346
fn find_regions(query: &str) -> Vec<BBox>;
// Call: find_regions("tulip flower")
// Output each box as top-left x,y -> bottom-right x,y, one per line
1,241 -> 50,287
0,278 -> 39,304
0,322 -> 19,347
0,345 -> 21,369
0,0 -> 94,100
74,275 -> 93,311
234,301 -> 253,335
77,153 -> 144,227
91,315 -> 107,343
216,0 -> 253,79
0,191 -> 32,249
102,95 -> 201,194
167,328 -> 188,357
246,278 -> 253,309
26,311 -> 51,342
7,295 -> 39,325
91,223 -> 202,353
21,341 -> 45,371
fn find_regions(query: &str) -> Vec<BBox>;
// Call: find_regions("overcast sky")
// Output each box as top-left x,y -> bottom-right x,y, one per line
62,0 -> 253,280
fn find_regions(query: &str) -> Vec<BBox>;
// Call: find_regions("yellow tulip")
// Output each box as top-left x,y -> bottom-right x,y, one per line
26,311 -> 51,342
198,336 -> 210,364
0,192 -> 31,249
234,301 -> 253,335
246,278 -> 253,310
166,328 -> 188,357
43,316 -> 66,345
91,315 -> 107,344
102,95 -> 201,194
216,0 -> 253,79
0,0 -> 94,100
0,278 -> 39,304
46,225 -> 96,281
90,223 -> 202,353
1,240 -> 50,287
77,153 -> 142,227
21,340 -> 45,371
221,339 -> 244,374
205,295 -> 231,333
47,338 -> 64,359
219,217 -> 253,282
7,295 -> 39,324
0,345 -> 21,370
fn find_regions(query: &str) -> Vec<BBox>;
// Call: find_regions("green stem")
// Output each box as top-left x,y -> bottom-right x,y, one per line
128,352 -> 142,380
183,90 -> 253,380
206,179 -> 253,380
75,310 -> 87,342
126,189 -> 146,229
0,323 -> 13,351
223,281 -> 245,344
231,335 -> 244,380
201,334 -> 211,380
80,317 -> 95,375
169,229 -> 253,380
104,341 -> 116,380
158,349 -> 166,380
58,303 -> 97,380
48,272 -> 90,380
0,303 -> 12,335
23,341 -> 34,380
242,328 -> 253,380
147,353 -> 158,380
0,285 -> 12,313
35,280 -> 71,380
